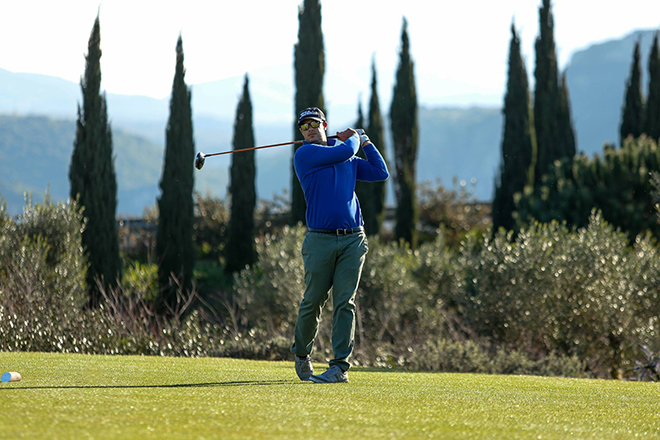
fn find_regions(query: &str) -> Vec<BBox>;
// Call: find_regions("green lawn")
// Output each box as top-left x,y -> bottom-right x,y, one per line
0,352 -> 658,439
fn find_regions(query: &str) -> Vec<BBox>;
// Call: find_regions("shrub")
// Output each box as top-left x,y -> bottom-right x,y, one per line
0,279 -> 221,357
0,196 -> 89,352
357,232 -> 461,357
122,261 -> 158,300
232,225 -> 306,335
407,339 -> 490,373
193,192 -> 291,263
0,195 -> 222,357
4,194 -> 88,307
4,194 -> 658,380
193,193 -> 230,261
358,238 -> 422,345
452,211 -> 660,377
418,178 -> 491,248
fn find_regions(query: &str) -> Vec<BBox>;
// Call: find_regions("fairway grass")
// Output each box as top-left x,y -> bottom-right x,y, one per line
0,352 -> 658,439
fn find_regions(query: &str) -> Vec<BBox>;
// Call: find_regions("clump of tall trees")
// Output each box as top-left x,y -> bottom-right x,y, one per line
620,32 -> 660,143
493,1 -> 660,242
492,0 -> 575,233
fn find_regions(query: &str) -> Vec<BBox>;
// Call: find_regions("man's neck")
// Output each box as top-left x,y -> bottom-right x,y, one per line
305,138 -> 328,146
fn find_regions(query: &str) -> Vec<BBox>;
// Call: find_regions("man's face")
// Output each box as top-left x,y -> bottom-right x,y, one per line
299,119 -> 327,144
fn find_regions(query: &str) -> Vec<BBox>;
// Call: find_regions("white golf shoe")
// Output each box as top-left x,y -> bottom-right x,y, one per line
310,365 -> 348,383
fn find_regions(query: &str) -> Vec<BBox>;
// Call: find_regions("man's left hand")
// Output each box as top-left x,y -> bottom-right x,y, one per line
337,128 -> 358,142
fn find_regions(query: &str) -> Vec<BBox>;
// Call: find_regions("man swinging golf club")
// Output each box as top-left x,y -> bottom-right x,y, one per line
292,107 -> 389,383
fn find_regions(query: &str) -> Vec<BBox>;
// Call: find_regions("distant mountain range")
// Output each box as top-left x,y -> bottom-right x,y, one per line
567,29 -> 658,152
0,29 -> 658,215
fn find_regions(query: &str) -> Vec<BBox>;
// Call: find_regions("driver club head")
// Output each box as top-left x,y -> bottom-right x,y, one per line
194,152 -> 206,170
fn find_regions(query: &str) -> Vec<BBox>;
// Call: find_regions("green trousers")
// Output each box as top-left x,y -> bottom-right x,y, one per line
292,231 -> 368,371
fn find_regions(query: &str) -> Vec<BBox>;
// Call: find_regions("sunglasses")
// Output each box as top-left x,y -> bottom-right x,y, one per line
299,121 -> 323,131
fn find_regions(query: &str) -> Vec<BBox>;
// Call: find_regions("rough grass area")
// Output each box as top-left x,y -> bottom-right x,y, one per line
0,352 -> 658,439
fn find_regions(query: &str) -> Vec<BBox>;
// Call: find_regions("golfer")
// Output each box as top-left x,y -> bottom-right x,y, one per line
292,107 -> 389,383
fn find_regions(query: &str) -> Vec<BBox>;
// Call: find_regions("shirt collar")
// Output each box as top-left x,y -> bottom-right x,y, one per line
303,138 -> 336,146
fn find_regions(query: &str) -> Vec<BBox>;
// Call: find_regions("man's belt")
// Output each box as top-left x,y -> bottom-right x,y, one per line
307,226 -> 364,236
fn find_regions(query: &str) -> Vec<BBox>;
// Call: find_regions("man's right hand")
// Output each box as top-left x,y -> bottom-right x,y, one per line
336,128 -> 358,142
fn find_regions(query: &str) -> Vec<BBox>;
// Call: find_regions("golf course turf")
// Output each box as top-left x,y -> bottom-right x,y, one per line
0,351 -> 658,439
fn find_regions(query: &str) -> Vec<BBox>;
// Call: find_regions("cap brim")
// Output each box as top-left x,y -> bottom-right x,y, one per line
298,117 -> 324,126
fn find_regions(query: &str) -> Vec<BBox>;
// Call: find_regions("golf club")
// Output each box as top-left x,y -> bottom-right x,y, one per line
195,135 -> 340,170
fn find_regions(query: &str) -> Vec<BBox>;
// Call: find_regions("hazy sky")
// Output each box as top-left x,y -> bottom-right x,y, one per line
1,0 -> 660,110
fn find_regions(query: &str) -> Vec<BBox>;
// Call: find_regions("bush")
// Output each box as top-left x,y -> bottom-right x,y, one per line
193,192 -> 291,263
452,211 -> 660,377
232,225 -> 306,335
418,178 -> 491,248
0,280 -> 221,357
0,195 -> 222,356
356,233 -> 461,364
122,261 -> 158,300
193,193 -> 230,261
0,196 -> 89,352
3,194 -> 658,380
2,194 -> 88,307
358,238 -> 423,345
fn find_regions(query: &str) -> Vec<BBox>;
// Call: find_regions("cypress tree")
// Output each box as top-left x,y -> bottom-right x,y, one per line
533,0 -> 574,185
292,0 -> 325,225
367,58 -> 388,234
225,75 -> 257,275
156,36 -> 196,311
390,18 -> 419,248
620,40 -> 645,145
68,15 -> 121,307
558,71 -> 576,158
645,32 -> 660,141
354,101 -> 378,235
492,24 -> 535,232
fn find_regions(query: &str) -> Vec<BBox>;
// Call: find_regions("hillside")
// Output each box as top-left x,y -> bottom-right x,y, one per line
566,29 -> 658,153
0,109 -> 499,215
0,115 -> 225,215
417,106 -> 501,198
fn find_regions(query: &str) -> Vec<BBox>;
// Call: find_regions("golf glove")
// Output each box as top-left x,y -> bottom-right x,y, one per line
357,129 -> 370,146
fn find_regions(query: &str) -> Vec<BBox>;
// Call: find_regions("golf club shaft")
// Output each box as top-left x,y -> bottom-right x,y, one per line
205,135 -> 339,157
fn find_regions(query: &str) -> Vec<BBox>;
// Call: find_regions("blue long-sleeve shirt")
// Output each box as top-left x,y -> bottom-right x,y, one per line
294,133 -> 389,230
